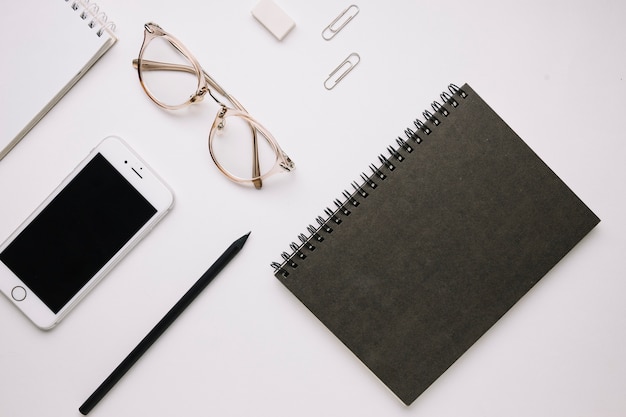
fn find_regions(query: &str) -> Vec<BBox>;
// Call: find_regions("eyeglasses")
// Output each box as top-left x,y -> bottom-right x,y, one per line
132,22 -> 295,189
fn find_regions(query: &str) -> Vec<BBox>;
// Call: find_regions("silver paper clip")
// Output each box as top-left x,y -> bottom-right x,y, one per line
322,5 -> 360,41
324,52 -> 360,90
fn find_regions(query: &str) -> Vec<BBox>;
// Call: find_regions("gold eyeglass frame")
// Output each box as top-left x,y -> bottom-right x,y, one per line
132,22 -> 294,189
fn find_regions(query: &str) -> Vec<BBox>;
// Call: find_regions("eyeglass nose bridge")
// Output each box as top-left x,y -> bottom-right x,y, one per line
190,85 -> 212,104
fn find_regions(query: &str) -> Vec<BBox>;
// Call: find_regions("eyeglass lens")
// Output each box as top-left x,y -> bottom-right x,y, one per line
211,114 -> 280,181
140,36 -> 200,107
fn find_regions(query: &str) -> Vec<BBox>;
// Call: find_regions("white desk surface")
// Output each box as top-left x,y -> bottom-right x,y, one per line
1,1 -> 625,416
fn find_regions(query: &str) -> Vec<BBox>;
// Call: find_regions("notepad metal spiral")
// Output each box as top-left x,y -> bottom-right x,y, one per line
67,0 -> 117,37
272,84 -> 468,278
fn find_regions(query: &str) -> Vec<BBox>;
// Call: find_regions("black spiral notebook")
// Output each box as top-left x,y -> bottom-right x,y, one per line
273,83 -> 599,405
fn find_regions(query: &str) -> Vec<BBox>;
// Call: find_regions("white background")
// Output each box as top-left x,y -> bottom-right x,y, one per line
1,0 -> 625,416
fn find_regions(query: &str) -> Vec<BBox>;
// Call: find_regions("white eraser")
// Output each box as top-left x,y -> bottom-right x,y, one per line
251,0 -> 295,41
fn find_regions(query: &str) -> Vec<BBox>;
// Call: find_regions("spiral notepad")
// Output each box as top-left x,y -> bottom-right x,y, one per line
273,83 -> 599,405
0,0 -> 117,159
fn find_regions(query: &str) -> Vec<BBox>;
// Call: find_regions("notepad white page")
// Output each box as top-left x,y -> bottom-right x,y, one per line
0,0 -> 116,159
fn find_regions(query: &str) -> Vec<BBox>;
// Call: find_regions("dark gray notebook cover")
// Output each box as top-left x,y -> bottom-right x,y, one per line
274,83 -> 599,405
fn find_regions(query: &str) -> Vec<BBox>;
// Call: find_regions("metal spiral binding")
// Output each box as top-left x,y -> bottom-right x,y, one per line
272,84 -> 468,278
66,0 -> 117,37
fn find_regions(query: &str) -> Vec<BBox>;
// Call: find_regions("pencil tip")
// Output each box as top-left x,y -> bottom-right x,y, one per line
236,231 -> 251,247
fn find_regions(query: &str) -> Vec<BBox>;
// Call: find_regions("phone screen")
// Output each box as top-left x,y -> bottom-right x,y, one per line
0,153 -> 157,313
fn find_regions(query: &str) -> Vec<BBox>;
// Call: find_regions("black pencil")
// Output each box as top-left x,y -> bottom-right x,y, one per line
79,232 -> 251,415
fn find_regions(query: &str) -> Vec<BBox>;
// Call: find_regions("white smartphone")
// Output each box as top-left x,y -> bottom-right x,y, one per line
0,136 -> 174,329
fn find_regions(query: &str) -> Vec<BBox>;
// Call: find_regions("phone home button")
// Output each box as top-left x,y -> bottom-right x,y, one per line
11,286 -> 27,302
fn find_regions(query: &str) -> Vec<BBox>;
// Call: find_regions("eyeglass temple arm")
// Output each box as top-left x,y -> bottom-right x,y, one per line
132,59 -> 231,102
